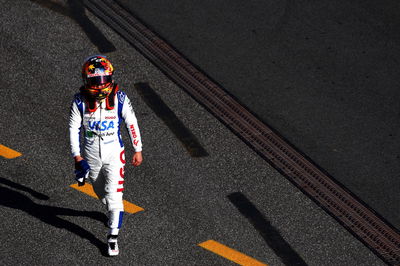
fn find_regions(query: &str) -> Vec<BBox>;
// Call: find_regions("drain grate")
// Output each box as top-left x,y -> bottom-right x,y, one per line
85,0 -> 400,264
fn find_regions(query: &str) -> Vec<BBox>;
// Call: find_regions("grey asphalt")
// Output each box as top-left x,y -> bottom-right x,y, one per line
0,0 -> 386,265
117,0 -> 400,229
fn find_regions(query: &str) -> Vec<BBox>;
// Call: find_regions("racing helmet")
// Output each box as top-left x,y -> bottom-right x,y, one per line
81,55 -> 114,100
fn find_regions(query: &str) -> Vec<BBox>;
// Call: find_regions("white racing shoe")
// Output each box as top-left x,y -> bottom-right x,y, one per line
107,235 -> 119,256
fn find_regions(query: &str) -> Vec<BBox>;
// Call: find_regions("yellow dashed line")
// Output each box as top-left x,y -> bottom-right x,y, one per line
0,144 -> 22,159
70,183 -> 144,214
199,240 -> 268,266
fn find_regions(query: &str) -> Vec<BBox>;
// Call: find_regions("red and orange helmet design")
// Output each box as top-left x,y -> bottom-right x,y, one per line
81,55 -> 114,100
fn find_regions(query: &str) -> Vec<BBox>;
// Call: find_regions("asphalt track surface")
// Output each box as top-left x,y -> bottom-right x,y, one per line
0,0 -> 389,265
117,0 -> 400,230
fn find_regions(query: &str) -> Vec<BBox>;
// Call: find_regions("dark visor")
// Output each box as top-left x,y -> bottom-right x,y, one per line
86,75 -> 112,86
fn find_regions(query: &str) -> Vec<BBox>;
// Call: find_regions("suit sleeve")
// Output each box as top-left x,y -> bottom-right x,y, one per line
69,99 -> 82,157
122,95 -> 142,152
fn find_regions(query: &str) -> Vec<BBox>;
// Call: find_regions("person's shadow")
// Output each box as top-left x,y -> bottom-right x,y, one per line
0,176 -> 108,256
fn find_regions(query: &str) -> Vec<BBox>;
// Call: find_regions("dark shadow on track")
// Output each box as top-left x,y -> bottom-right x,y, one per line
30,0 -> 116,53
0,177 -> 109,256
228,192 -> 307,266
135,82 -> 209,157
0,176 -> 49,200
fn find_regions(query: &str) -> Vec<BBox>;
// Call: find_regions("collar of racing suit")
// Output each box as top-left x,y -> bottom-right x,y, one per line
81,83 -> 119,112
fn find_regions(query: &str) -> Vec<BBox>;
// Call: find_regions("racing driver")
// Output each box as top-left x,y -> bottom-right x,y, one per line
69,55 -> 143,256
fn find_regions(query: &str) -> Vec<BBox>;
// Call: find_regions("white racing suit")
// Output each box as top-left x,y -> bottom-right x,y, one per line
69,87 -> 142,235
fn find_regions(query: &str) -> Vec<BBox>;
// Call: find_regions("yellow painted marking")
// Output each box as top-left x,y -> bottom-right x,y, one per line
70,183 -> 99,198
199,240 -> 268,266
0,144 -> 22,159
70,183 -> 144,214
123,199 -> 144,214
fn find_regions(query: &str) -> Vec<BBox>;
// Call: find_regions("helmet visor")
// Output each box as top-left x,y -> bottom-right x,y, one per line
85,75 -> 112,87
83,82 -> 113,100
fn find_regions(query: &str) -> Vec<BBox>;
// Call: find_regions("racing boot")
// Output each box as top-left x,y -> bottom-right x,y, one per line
107,234 -> 119,256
